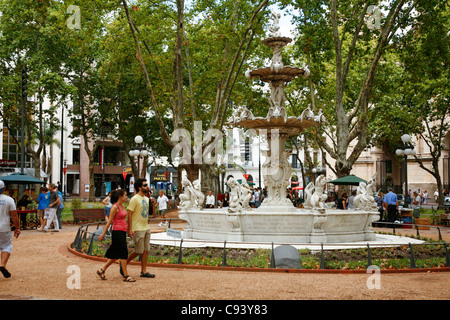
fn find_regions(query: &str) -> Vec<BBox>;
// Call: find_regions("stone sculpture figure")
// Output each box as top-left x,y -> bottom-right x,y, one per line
240,182 -> 252,210
227,177 -> 243,213
178,177 -> 196,211
192,179 -> 205,208
303,182 -> 314,209
303,175 -> 328,210
310,175 -> 328,210
268,12 -> 281,37
354,174 -> 378,211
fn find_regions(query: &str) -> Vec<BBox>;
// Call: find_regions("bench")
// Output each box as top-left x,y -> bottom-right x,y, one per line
72,208 -> 105,224
440,214 -> 450,227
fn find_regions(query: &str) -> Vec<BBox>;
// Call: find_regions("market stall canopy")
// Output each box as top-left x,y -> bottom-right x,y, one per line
328,175 -> 367,186
0,173 -> 46,184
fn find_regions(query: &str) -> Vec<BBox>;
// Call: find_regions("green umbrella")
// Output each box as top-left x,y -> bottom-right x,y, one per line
328,175 -> 367,186
0,173 -> 46,184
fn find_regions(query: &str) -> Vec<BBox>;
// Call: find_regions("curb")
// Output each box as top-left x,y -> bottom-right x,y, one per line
66,242 -> 450,274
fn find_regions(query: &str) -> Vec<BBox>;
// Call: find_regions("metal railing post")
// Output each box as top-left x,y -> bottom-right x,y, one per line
409,243 -> 416,269
320,243 -> 325,269
177,239 -> 183,264
222,241 -> 227,267
270,242 -> 275,268
367,243 -> 372,268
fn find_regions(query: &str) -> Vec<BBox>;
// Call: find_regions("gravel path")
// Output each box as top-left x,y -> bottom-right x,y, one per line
0,223 -> 449,302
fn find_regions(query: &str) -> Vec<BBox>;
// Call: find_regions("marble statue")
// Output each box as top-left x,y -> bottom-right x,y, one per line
269,12 -> 281,37
227,177 -> 243,213
178,177 -> 205,211
193,179 -> 205,208
303,175 -> 328,210
310,175 -> 328,210
178,177 -> 196,211
354,174 -> 378,211
240,182 -> 252,210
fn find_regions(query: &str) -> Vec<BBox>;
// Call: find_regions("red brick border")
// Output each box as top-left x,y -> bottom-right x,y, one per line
66,242 -> 450,274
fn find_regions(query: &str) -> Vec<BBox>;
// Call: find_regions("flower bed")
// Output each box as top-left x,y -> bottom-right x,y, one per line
73,237 -> 449,271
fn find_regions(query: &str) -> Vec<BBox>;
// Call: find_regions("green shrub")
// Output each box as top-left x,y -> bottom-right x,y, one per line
72,198 -> 82,210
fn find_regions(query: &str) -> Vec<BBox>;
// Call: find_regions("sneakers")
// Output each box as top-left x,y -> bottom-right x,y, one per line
158,222 -> 163,227
164,221 -> 168,226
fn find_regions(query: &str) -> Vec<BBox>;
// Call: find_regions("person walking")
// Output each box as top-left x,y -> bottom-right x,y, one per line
17,194 -> 31,230
156,190 -> 171,227
56,186 -> 64,229
102,191 -> 113,223
125,179 -> 155,278
0,180 -> 20,278
36,187 -> 50,231
96,189 -> 136,282
383,188 -> 398,222
43,184 -> 60,232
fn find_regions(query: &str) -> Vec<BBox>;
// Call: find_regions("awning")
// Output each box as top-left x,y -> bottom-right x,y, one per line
0,173 -> 46,184
328,175 -> 367,186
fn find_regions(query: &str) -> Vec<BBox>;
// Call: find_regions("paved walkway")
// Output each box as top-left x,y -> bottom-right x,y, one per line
0,222 -> 448,302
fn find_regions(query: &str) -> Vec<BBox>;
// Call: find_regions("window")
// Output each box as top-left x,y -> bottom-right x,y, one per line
72,144 -> 80,164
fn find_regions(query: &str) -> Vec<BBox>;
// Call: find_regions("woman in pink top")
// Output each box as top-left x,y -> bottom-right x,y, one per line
97,189 -> 135,282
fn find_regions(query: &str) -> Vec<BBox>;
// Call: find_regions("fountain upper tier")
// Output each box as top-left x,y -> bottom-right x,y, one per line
246,36 -> 309,83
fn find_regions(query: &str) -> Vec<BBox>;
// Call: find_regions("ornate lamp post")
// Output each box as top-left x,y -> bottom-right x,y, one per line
395,134 -> 416,208
129,135 -> 148,179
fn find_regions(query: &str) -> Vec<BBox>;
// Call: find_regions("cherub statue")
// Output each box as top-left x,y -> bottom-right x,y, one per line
240,182 -> 252,210
178,177 -> 196,211
227,177 -> 243,213
192,179 -> 205,208
354,174 -> 378,211
303,181 -> 315,209
269,12 -> 281,37
310,175 -> 328,209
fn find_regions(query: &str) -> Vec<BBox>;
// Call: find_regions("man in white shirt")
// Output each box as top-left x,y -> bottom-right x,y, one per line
205,190 -> 215,208
156,190 -> 170,227
0,180 -> 20,278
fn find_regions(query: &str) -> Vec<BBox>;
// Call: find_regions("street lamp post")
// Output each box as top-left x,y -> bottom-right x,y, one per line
129,135 -> 148,179
395,134 -> 416,208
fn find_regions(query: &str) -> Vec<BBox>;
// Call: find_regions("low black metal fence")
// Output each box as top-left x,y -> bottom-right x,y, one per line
71,219 -> 450,271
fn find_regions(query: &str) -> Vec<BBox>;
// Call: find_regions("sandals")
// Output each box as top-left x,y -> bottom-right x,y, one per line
123,275 -> 136,282
97,268 -> 135,282
96,269 -> 107,280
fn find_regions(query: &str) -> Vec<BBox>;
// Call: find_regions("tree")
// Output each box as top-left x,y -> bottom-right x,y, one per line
120,0 -> 270,196
283,0 -> 424,178
394,1 -> 449,205
0,0 -> 69,183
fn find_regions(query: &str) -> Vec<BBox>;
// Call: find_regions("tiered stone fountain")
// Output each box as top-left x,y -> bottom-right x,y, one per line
178,12 -> 379,244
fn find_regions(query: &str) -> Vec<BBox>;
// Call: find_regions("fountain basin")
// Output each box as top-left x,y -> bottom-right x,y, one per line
179,208 -> 379,244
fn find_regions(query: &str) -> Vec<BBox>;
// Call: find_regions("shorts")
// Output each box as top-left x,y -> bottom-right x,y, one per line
0,231 -> 13,254
105,206 -> 111,217
132,229 -> 151,254
37,209 -> 45,218
158,209 -> 166,216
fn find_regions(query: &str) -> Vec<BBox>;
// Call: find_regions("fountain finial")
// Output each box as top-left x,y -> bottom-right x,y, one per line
269,11 -> 281,37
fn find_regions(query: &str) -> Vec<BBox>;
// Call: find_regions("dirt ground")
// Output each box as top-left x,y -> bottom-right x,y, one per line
0,215 -> 449,302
